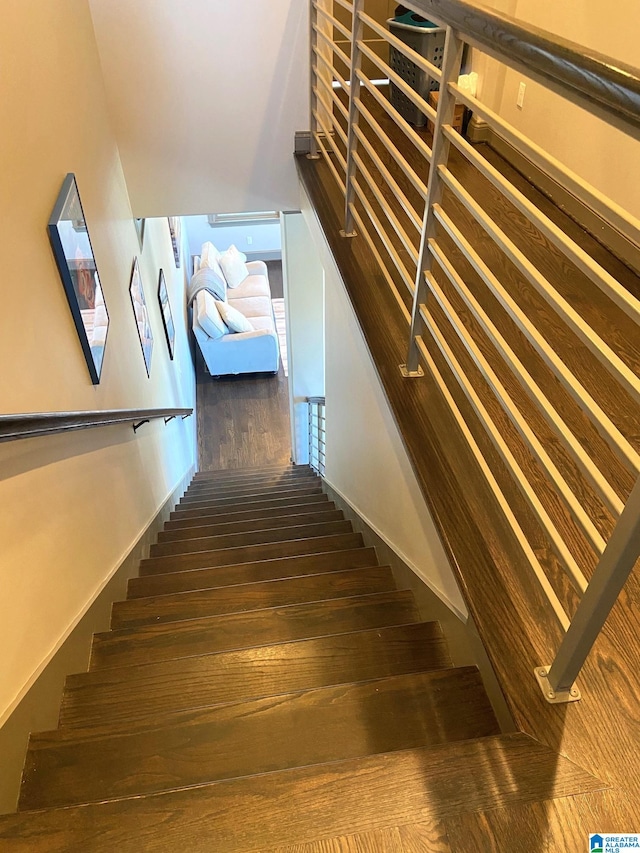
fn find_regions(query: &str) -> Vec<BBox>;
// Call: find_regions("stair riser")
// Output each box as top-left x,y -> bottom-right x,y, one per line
176,487 -> 324,510
127,548 -> 378,599
164,501 -> 338,531
149,520 -> 353,558
159,511 -> 344,542
193,465 -> 309,481
21,669 -> 498,810
179,484 -> 323,505
170,493 -> 329,520
113,566 -> 396,629
92,591 -> 420,669
186,472 -> 318,492
60,623 -> 450,730
138,532 -> 364,576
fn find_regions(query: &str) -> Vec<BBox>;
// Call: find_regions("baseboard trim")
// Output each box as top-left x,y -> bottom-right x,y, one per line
483,128 -> 640,277
322,476 -> 467,623
322,477 -> 516,734
246,249 -> 282,262
0,464 -> 195,814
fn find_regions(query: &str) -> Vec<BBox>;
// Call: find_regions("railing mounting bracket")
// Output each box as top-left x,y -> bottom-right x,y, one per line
399,363 -> 424,378
339,229 -> 357,239
132,419 -> 150,433
534,667 -> 581,704
164,416 -> 176,424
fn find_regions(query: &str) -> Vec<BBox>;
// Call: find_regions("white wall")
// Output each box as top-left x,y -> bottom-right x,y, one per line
300,196 -> 467,618
184,216 -> 282,265
88,0 -> 310,218
0,0 -> 196,725
281,213 -> 325,463
470,0 -> 640,220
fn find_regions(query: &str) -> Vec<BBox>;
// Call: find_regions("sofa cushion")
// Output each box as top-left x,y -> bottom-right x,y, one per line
196,290 -> 228,340
216,300 -> 254,333
219,244 -> 249,288
229,274 -> 271,300
188,266 -> 227,304
247,316 -> 277,334
227,294 -> 273,321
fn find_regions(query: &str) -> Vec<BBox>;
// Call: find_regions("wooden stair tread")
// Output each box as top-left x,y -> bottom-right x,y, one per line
178,483 -> 323,506
164,500 -> 338,530
59,622 -> 452,729
158,509 -> 344,541
1,734 -> 603,852
139,532 -> 365,576
21,668 -> 499,810
93,590 -> 420,668
115,565 -> 394,628
149,519 -> 353,558
127,547 -> 379,599
170,492 -> 329,520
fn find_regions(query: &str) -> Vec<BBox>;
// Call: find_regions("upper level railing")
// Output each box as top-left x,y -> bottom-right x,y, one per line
308,0 -> 640,703
0,408 -> 193,443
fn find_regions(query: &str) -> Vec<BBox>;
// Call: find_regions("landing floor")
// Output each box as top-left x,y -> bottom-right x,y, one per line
196,260 -> 292,471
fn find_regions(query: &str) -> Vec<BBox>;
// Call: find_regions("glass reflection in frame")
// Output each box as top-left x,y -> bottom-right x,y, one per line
48,173 -> 109,384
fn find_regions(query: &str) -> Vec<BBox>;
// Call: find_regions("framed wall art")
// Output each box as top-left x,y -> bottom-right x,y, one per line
168,216 -> 181,267
157,269 -> 175,360
48,173 -> 109,384
134,218 -> 146,251
129,257 -> 153,376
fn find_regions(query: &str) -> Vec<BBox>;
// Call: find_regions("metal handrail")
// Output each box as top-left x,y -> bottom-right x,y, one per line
399,0 -> 640,135
307,0 -> 640,704
0,408 -> 193,443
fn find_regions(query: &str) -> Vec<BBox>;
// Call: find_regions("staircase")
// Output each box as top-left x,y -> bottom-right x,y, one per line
0,465 -> 603,851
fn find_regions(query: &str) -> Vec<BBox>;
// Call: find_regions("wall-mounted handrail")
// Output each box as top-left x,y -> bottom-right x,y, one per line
0,408 -> 193,443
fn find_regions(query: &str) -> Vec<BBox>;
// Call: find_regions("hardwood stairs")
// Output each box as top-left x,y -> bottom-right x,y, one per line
0,465 -> 604,851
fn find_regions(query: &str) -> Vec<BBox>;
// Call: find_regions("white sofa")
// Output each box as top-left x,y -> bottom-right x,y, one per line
191,260 -> 280,376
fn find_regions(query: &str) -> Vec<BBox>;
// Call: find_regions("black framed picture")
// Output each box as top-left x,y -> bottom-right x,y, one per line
134,218 -> 146,251
129,257 -> 153,377
168,216 -> 181,267
157,269 -> 175,360
48,173 -> 109,384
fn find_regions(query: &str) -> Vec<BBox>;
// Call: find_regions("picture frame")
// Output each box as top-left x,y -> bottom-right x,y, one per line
48,173 -> 109,384
168,216 -> 181,267
128,257 -> 153,377
157,269 -> 175,360
134,218 -> 146,251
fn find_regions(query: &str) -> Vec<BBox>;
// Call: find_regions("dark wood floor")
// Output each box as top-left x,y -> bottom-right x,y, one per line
196,260 -> 292,471
297,128 -> 640,842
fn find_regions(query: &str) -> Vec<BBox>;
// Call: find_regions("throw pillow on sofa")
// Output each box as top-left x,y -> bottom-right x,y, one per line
216,300 -> 254,333
219,244 -> 249,288
200,241 -> 225,280
196,290 -> 228,340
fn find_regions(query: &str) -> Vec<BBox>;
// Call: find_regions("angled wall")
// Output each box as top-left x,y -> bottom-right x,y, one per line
0,0 -> 196,753
300,190 -> 467,618
88,0 -> 310,217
